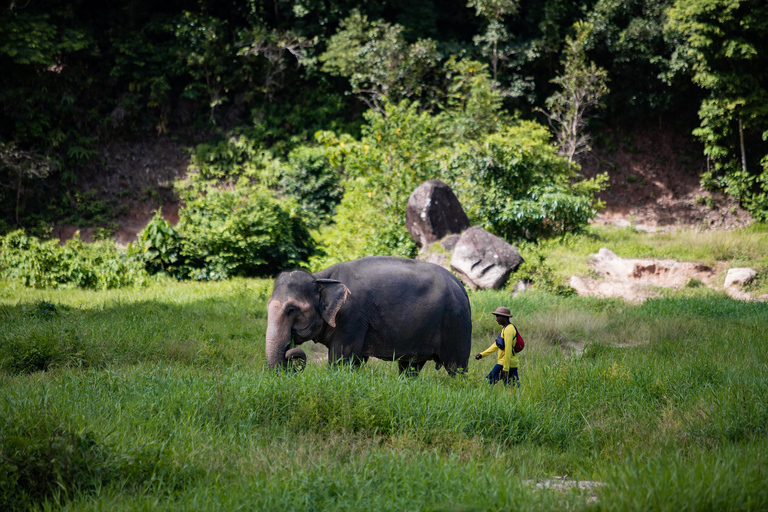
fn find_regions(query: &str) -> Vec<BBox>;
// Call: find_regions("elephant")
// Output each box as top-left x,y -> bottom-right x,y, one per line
265,256 -> 472,375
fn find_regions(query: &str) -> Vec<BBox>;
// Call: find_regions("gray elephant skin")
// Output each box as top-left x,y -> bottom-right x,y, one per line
266,256 -> 472,375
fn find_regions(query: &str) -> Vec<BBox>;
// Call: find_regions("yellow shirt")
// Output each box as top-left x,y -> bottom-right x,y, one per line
480,324 -> 519,370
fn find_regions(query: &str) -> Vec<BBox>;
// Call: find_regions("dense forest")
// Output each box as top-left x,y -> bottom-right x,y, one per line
1,0 -> 767,280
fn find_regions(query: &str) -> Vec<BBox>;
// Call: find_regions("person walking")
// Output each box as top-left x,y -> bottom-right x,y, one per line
475,306 -> 520,386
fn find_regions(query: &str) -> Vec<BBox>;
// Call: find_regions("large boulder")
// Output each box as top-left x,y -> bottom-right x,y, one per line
406,180 -> 469,249
450,226 -> 523,290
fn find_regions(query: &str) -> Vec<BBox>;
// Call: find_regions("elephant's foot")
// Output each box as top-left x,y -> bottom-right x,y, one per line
398,359 -> 425,378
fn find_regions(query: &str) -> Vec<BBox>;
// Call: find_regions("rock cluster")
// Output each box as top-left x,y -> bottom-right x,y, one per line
406,180 -> 522,290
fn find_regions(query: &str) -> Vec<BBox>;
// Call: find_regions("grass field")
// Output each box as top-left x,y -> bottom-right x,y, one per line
2,226 -> 768,511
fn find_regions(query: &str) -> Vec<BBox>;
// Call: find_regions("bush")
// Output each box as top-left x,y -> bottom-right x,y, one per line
446,122 -> 608,240
129,210 -> 183,276
0,230 -> 148,289
279,145 -> 343,227
174,188 -> 315,280
0,415 -> 108,511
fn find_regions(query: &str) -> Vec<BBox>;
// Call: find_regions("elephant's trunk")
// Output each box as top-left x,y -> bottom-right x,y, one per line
266,300 -> 291,369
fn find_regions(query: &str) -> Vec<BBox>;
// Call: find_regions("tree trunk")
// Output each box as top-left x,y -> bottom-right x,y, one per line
739,118 -> 747,173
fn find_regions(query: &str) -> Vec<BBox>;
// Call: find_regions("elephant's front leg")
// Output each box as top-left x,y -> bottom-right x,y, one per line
327,334 -> 366,368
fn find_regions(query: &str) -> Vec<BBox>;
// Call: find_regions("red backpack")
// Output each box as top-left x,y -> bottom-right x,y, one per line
512,324 -> 525,353
495,324 -> 525,353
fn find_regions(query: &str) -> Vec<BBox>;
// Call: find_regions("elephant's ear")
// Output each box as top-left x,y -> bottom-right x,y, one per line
316,279 -> 351,328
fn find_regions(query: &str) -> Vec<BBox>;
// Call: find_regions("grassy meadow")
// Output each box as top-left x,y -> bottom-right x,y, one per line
2,226 -> 768,511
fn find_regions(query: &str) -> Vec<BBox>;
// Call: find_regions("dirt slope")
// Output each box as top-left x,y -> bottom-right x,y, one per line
581,126 -> 752,231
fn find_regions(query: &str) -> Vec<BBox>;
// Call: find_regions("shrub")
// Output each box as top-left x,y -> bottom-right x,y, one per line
129,210 -> 183,276
309,100 -> 442,268
446,122 -> 608,240
0,230 -> 148,289
279,145 -> 343,227
0,415 -> 108,510
177,134 -> 281,199
174,188 -> 315,280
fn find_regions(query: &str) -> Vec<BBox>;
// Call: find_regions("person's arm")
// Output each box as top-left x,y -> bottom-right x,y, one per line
475,343 -> 498,360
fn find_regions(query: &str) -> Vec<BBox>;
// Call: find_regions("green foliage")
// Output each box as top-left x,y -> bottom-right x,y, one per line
666,0 -> 768,221
0,143 -> 57,228
279,144 -> 343,227
319,10 -> 442,111
310,99 -> 442,267
170,137 -> 317,279
0,230 -> 148,290
446,121 -> 608,240
442,58 -> 507,140
174,11 -> 241,127
540,22 -> 610,163
468,0 -> 519,83
312,67 -> 605,266
129,210 -> 183,275
586,0 -> 679,113
178,134 -> 282,199
174,188 -> 315,280
513,245 -> 576,296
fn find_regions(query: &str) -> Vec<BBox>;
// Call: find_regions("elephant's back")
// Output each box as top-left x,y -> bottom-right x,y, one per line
321,256 -> 460,294
324,257 -> 468,320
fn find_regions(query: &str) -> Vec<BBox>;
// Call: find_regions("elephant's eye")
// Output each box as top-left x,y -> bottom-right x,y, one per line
285,305 -> 298,316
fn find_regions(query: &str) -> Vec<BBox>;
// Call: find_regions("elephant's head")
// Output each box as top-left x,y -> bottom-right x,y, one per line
266,270 -> 350,370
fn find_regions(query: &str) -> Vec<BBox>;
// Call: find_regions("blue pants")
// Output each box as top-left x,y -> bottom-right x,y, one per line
486,364 -> 519,386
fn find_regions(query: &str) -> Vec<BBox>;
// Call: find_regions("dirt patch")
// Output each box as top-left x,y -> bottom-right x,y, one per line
525,476 -> 605,503
570,248 -> 768,303
581,126 -> 753,231
54,136 -> 188,247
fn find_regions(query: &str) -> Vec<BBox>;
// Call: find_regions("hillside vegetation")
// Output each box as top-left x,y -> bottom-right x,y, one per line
2,0 -> 768,266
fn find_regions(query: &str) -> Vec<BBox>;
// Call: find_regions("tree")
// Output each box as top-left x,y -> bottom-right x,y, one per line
442,58 -> 506,141
238,28 -> 314,103
445,121 -> 608,240
666,0 -> 768,220
539,22 -> 610,164
586,0 -> 680,115
0,143 -> 56,227
467,0 -> 518,84
319,10 -> 441,113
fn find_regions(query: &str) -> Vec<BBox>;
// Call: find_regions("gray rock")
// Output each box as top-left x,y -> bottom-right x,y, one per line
450,226 -> 523,290
406,180 -> 469,249
512,280 -> 528,296
724,267 -> 757,288
416,251 -> 450,268
440,234 -> 461,252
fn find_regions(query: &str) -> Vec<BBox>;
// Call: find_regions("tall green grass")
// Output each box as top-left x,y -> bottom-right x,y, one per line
1,274 -> 767,510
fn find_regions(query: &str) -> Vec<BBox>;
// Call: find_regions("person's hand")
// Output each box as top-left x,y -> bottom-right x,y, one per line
501,370 -> 509,381
474,353 -> 482,360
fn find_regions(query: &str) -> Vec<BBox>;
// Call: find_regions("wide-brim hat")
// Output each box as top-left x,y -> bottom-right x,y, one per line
491,306 -> 512,317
